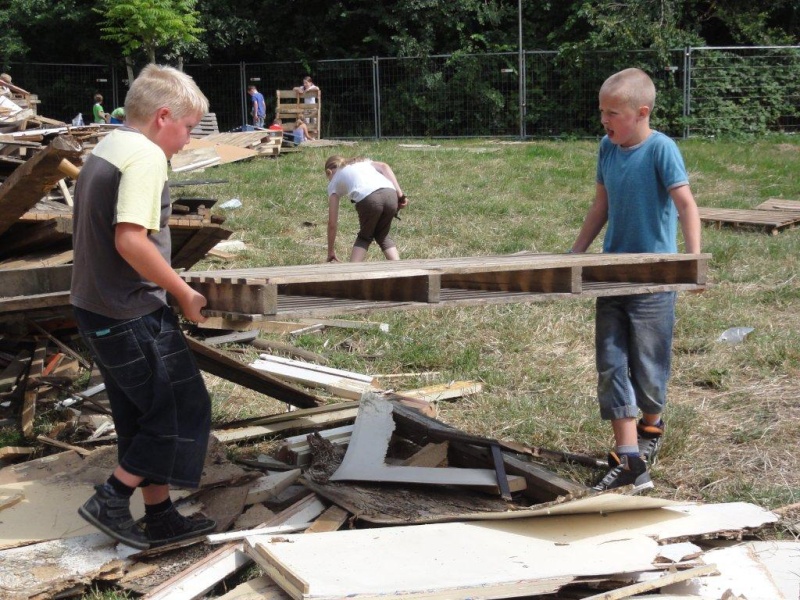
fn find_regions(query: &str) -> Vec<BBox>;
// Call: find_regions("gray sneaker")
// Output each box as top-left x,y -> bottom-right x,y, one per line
592,453 -> 653,493
637,419 -> 665,463
78,484 -> 150,549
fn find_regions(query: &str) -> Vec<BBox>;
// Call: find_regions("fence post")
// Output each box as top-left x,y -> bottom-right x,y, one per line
239,62 -> 247,129
518,0 -> 525,140
683,47 -> 692,139
372,56 -> 381,140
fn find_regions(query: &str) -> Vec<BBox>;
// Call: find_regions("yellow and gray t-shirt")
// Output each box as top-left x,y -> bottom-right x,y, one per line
70,128 -> 171,319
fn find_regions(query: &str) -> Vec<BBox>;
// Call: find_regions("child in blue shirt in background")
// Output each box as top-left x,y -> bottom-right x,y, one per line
570,67 -> 702,492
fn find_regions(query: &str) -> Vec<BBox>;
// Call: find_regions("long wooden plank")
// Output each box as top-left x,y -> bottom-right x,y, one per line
186,336 -> 321,408
0,134 -> 83,236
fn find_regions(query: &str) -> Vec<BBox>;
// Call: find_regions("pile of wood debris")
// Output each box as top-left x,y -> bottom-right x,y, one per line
0,318 -> 797,599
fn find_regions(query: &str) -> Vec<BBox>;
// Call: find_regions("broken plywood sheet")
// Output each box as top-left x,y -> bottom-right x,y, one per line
245,501 -> 777,600
0,440 -> 240,549
661,541 -> 800,600
0,532 -> 135,600
172,137 -> 258,172
244,520 -> 656,599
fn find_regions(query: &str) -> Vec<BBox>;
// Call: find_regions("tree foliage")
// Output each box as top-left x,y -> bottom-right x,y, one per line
4,0 -> 798,67
94,0 -> 203,64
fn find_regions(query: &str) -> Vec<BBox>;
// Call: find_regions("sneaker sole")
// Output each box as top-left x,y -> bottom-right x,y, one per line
631,480 -> 655,494
147,522 -> 216,547
78,505 -> 150,550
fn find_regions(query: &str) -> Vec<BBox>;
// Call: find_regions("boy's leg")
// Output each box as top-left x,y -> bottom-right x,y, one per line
593,297 -> 653,492
628,292 -> 675,462
76,306 -> 214,545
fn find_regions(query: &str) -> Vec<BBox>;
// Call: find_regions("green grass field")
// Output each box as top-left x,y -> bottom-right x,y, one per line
8,135 -> 798,600
177,136 -> 799,516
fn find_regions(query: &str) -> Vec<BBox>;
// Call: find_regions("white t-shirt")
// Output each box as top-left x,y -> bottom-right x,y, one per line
327,160 -> 395,203
303,84 -> 319,104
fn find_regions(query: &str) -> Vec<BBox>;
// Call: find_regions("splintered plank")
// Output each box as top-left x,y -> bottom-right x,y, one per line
699,206 -> 800,234
0,134 -> 83,236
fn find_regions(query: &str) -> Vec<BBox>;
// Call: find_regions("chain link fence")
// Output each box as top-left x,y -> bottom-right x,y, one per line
10,46 -> 800,139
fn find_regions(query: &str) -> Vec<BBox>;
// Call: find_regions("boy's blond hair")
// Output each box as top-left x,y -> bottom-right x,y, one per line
600,68 -> 656,112
125,64 -> 209,123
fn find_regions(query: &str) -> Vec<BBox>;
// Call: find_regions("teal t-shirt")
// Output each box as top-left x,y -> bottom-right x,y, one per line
597,131 -> 689,254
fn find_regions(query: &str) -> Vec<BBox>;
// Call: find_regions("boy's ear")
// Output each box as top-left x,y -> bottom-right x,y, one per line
155,107 -> 171,125
638,105 -> 651,119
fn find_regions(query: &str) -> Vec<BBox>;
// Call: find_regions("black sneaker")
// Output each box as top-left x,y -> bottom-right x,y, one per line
592,452 -> 653,493
78,484 -> 150,549
143,505 -> 216,547
637,419 -> 665,464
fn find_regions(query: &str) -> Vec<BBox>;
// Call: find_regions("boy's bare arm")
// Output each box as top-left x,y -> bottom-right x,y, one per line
571,183 -> 609,253
671,185 -> 702,254
115,223 -> 208,322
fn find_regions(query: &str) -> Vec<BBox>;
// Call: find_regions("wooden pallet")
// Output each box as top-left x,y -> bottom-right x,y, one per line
754,198 -> 800,212
180,252 -> 710,320
698,206 -> 800,234
276,89 -> 320,140
190,112 -> 219,138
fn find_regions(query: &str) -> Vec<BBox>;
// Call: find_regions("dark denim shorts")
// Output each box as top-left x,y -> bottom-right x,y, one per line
74,305 -> 211,488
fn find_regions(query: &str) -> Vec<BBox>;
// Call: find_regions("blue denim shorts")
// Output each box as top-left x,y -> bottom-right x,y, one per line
595,292 -> 676,421
74,305 -> 211,488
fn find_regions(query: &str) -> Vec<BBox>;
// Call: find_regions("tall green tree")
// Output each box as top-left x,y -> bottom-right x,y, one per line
95,0 -> 204,81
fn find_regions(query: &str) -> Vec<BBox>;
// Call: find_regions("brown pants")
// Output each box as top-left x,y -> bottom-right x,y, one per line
354,188 -> 398,251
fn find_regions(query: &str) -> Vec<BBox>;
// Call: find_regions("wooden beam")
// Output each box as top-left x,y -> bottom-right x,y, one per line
186,336 -> 321,409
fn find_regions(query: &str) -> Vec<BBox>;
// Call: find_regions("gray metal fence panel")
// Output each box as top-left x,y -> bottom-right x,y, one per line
9,45 -> 800,139
686,46 -> 800,137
